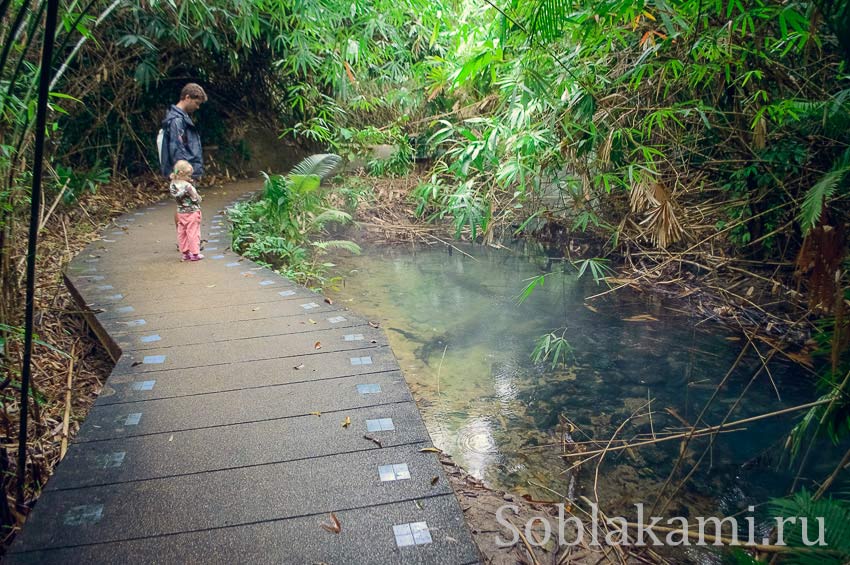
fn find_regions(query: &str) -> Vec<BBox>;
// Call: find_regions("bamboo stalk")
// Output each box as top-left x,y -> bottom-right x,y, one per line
561,399 -> 831,459
59,344 -> 75,460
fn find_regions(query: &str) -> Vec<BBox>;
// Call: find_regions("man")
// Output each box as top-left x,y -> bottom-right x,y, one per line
160,83 -> 207,179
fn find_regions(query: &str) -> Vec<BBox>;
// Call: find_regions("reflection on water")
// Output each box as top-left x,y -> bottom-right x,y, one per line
327,241 -> 837,519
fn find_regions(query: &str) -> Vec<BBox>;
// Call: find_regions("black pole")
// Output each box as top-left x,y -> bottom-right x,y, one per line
17,0 -> 60,510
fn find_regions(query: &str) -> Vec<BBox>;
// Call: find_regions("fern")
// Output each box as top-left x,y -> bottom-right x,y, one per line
798,147 -> 850,235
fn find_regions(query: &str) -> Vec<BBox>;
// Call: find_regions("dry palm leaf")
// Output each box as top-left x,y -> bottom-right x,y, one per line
636,183 -> 685,248
629,181 -> 658,214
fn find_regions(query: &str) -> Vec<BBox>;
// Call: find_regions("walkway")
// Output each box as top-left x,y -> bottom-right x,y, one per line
8,181 -> 479,564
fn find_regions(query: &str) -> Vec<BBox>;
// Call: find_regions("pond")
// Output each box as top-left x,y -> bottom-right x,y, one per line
326,239 -> 836,530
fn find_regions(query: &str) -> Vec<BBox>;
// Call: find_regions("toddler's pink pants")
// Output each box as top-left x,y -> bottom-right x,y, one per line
177,211 -> 202,255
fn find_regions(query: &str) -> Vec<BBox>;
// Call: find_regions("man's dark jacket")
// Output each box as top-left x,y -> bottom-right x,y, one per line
161,105 -> 203,178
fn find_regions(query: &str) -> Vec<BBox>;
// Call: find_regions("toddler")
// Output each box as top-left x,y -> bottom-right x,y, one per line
169,160 -> 204,261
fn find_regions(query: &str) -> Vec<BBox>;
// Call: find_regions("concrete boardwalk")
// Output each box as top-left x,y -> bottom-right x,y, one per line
8,181 -> 478,564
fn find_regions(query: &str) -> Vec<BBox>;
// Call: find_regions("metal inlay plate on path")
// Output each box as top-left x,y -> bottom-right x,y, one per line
123,413 -> 142,426
94,452 -> 126,469
357,384 -> 381,394
393,522 -> 432,547
366,418 -> 395,432
64,505 -> 104,526
378,463 -> 410,482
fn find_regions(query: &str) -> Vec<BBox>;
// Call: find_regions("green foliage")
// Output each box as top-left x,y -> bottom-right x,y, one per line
532,329 -> 572,369
573,258 -> 613,285
338,126 -> 413,177
799,147 -> 850,235
0,323 -> 69,358
788,313 -> 850,460
229,154 -> 359,287
768,491 -> 850,565
54,163 -> 110,204
517,274 -> 547,305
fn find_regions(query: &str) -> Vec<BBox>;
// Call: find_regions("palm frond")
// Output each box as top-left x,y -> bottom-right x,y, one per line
289,153 -> 343,181
311,209 -> 352,228
288,174 -> 321,196
769,491 -> 850,565
798,147 -> 850,235
635,183 -> 686,248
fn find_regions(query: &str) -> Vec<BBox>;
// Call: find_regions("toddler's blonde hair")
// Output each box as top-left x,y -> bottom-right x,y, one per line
170,160 -> 193,180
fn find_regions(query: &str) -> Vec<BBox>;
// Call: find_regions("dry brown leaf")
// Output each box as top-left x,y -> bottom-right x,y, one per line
320,513 -> 341,534
324,297 -> 334,305
314,341 -> 322,350
310,411 -> 322,417
419,447 -> 441,453
342,416 -> 351,428
430,476 -> 439,485
293,363 -> 305,370
584,303 -> 598,313
308,319 -> 316,324
368,320 -> 380,328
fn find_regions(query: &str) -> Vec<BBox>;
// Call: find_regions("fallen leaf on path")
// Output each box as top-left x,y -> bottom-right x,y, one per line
168,435 -> 173,442
319,513 -> 341,534
363,435 -> 382,448
314,341 -> 322,349
324,297 -> 334,305
584,303 -> 598,313
207,284 -> 216,288
430,476 -> 439,485
252,307 -> 260,311
308,319 -> 316,324
419,447 -> 442,453
342,416 -> 351,428
310,411 -> 322,417
293,363 -> 305,370
368,321 -> 380,328
131,361 -> 142,367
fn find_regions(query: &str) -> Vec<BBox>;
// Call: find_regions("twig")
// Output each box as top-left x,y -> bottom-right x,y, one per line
428,234 -> 479,261
436,344 -> 447,397
514,520 -> 541,565
60,343 -> 75,460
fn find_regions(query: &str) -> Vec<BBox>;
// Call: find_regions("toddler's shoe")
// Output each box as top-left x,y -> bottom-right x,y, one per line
189,253 -> 204,261
181,252 -> 191,261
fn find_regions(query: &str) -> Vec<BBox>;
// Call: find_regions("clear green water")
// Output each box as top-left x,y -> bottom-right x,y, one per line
327,240 -> 835,518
